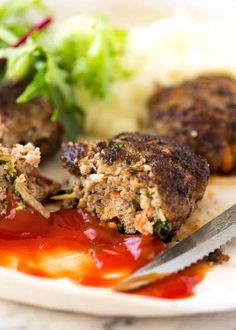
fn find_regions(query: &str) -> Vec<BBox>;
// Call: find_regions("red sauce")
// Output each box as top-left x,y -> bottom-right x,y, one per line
0,205 -> 208,299
133,263 -> 208,299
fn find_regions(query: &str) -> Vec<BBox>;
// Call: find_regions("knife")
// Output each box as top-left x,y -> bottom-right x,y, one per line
115,203 -> 236,292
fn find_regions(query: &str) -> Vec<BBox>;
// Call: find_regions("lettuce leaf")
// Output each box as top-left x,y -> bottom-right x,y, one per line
0,14 -> 129,139
0,41 -> 83,139
0,0 -> 46,47
0,0 -> 44,18
55,15 -> 129,99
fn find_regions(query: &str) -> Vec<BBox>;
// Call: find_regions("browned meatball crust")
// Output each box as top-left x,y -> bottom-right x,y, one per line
148,75 -> 236,173
62,132 -> 209,241
0,82 -> 62,159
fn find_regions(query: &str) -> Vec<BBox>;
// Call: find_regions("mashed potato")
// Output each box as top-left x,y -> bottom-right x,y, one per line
82,10 -> 236,137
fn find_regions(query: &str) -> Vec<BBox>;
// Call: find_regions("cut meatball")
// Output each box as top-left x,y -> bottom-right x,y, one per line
0,143 -> 59,217
62,132 -> 209,240
148,75 -> 236,173
0,82 -> 62,159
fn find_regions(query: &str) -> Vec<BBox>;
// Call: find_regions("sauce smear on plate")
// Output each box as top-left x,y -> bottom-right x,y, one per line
0,205 -> 209,299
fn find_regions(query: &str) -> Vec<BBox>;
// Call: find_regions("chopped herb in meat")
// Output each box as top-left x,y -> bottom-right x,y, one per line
153,220 -> 172,241
62,132 -> 209,240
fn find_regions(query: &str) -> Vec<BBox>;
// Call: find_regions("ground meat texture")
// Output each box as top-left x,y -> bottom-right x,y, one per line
148,75 -> 236,173
0,143 -> 59,216
62,132 -> 209,240
0,82 -> 62,159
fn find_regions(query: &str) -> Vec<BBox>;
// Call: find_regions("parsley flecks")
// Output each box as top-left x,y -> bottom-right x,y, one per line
15,201 -> 25,211
153,219 -> 172,240
0,156 -> 19,196
146,190 -> 154,200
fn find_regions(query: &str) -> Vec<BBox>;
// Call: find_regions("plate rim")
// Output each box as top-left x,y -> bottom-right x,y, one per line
0,265 -> 236,317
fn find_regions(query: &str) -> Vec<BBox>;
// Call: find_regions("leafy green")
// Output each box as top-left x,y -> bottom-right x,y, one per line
0,0 -> 46,47
15,201 -> 26,211
0,41 -> 38,80
0,27 -> 17,45
0,0 -> 44,18
54,15 -> 129,101
0,41 -> 84,139
0,13 -> 129,139
153,220 -> 172,241
146,190 -> 155,199
0,155 -> 18,195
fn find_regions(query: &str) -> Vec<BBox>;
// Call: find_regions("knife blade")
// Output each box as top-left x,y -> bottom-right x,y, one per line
115,203 -> 236,292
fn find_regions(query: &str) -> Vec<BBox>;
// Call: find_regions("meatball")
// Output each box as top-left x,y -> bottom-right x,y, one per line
62,132 -> 209,240
0,82 -> 62,159
0,143 -> 59,217
148,75 -> 236,173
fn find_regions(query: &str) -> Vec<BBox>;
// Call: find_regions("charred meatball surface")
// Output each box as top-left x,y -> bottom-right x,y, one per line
62,132 -> 209,240
0,82 -> 62,159
148,75 -> 236,173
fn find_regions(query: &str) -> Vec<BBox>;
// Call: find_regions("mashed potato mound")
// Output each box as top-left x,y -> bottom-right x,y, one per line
81,10 -> 236,137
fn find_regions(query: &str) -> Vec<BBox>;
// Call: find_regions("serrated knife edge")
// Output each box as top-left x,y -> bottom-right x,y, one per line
115,203 -> 236,292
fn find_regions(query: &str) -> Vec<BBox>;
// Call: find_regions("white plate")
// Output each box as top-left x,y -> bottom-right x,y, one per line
0,0 -> 236,317
1,165 -> 236,317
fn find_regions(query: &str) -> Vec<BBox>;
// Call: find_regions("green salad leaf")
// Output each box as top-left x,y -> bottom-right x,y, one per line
0,40 -> 83,139
0,0 -> 46,48
55,15 -> 129,99
0,11 -> 129,139
0,0 -> 44,18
